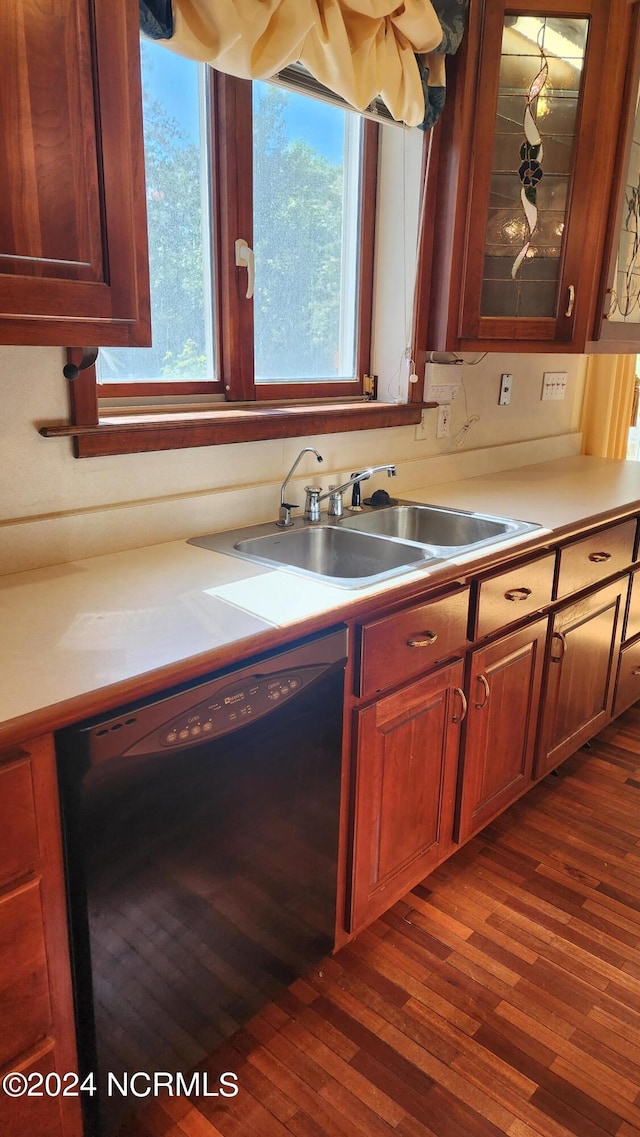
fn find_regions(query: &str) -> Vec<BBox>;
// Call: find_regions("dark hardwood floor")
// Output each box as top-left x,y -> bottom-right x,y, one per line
124,704 -> 640,1137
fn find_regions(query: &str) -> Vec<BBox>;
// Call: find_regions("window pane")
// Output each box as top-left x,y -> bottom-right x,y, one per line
252,84 -> 362,383
99,41 -> 214,385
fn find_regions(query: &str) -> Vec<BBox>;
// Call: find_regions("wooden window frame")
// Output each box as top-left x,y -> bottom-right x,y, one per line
43,70 -> 421,455
213,72 -> 378,402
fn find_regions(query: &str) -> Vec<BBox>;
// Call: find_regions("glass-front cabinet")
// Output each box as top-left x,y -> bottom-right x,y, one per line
422,0 -> 631,353
590,3 -> 640,351
481,16 -> 587,324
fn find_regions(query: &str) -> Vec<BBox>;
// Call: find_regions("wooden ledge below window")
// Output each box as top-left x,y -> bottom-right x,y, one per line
39,400 -> 430,457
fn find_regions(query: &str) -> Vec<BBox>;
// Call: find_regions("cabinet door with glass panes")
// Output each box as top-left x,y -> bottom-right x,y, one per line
424,0 -> 630,353
590,3 -> 640,352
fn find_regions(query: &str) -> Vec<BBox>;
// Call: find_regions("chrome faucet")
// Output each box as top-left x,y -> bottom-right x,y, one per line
304,464 -> 396,522
277,447 -> 323,527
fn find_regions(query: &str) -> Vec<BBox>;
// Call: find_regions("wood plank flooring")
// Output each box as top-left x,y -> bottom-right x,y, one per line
123,705 -> 640,1137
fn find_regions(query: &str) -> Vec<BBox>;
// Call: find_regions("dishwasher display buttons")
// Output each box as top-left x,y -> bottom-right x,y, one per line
160,671 -> 306,746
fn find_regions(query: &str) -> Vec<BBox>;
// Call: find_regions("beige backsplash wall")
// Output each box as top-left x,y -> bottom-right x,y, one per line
0,343 -> 585,575
0,126 -> 588,575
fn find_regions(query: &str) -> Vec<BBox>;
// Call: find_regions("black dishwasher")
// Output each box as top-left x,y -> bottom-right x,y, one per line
56,627 -> 347,1136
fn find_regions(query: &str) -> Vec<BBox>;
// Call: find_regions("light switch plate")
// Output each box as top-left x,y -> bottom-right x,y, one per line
424,363 -> 460,404
541,371 -> 567,400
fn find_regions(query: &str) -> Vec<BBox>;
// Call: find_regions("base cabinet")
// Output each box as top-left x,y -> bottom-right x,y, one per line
614,639 -> 640,716
0,738 -> 81,1137
614,567 -> 640,715
535,577 -> 626,778
456,617 -> 548,844
348,660 -> 464,932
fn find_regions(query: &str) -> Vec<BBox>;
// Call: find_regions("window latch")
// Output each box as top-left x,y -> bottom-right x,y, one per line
235,238 -> 255,300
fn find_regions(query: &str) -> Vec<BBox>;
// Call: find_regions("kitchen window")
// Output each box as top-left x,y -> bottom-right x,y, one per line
98,39 -> 374,403
52,40 -> 423,456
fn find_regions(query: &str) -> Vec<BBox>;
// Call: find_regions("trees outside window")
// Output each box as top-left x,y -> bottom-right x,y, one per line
99,40 -> 376,402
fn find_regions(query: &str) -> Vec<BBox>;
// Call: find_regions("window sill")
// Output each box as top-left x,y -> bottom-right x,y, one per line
40,399 -> 429,457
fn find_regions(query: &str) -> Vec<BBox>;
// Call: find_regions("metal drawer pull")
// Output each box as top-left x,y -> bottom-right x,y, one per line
504,587 -> 532,602
632,668 -> 640,677
588,551 -> 611,563
551,631 -> 567,661
565,284 -> 575,317
452,687 -> 468,724
406,631 -> 438,648
475,673 -> 490,709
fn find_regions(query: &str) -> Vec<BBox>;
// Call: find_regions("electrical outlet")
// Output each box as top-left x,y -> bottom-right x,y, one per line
541,371 -> 567,400
414,411 -> 428,441
436,404 -> 450,438
499,373 -> 512,405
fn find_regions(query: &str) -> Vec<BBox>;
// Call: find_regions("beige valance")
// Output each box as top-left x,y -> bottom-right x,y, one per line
165,0 -> 445,128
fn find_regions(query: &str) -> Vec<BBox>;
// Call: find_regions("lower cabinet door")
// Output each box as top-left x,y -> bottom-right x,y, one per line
614,638 -> 640,716
456,617 -> 548,844
535,577 -> 626,779
348,659 -> 465,933
0,1043 -> 70,1137
0,881 -> 52,1069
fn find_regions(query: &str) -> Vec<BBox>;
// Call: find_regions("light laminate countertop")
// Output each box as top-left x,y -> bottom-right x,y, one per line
2,455 -> 640,745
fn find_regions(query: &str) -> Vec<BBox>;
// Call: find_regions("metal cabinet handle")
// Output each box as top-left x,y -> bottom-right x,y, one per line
632,668 -> 640,677
406,632 -> 438,648
603,288 -> 617,320
475,673 -> 490,709
588,551 -> 612,563
551,631 -> 567,662
565,284 -> 575,318
452,687 -> 468,724
504,587 -> 532,602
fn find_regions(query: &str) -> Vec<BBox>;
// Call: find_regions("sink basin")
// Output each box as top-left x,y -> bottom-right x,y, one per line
189,503 -> 540,588
338,503 -> 539,555
189,524 -> 437,587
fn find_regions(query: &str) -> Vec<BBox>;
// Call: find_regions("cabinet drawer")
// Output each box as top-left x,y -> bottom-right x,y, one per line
0,751 -> 39,888
0,881 -> 52,1068
556,519 -> 636,599
358,587 -> 469,697
614,640 -> 640,716
473,552 -> 556,639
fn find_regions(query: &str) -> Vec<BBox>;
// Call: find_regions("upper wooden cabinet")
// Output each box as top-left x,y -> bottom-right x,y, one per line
420,0 -> 630,354
0,0 -> 150,347
589,3 -> 640,351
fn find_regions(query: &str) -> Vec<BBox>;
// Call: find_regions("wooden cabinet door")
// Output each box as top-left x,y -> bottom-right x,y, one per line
535,578 -> 626,778
0,0 -> 150,346
0,739 -> 82,1137
349,660 -> 464,933
422,0 -> 629,353
613,638 -> 640,717
0,1043 -> 73,1137
457,617 -> 547,844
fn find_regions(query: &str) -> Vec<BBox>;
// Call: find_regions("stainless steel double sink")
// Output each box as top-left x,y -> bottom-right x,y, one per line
189,503 -> 540,588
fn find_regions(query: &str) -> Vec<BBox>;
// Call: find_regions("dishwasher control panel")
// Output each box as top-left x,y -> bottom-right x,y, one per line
89,663 -> 332,759
78,627 -> 348,763
161,670 -> 304,746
